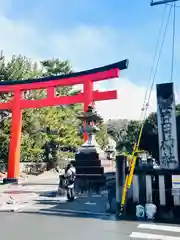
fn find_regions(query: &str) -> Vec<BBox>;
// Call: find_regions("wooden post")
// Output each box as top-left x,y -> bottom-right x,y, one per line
116,155 -> 126,215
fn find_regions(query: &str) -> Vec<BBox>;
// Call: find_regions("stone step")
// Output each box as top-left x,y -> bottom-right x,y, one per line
75,152 -> 99,161
74,160 -> 101,167
76,166 -> 104,175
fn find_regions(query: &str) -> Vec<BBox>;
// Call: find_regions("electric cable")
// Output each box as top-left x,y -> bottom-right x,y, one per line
120,4 -> 173,215
170,2 -> 176,82
146,4 -> 172,107
140,4 -> 167,121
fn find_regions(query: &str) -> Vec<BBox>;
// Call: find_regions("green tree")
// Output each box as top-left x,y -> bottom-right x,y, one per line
0,54 -> 109,169
140,112 -> 158,159
0,55 -> 43,163
0,56 -> 78,164
96,122 -> 108,148
117,120 -> 140,153
108,120 -> 140,154
41,59 -> 73,97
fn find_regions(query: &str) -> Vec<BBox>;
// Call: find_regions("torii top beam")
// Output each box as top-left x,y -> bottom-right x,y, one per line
0,59 -> 129,110
0,59 -> 128,91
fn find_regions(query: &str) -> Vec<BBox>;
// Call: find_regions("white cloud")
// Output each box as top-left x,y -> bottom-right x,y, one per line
69,79 -> 157,121
95,78 -> 157,120
0,8 -> 158,120
52,26 -> 116,69
51,25 -> 153,74
0,15 -> 37,59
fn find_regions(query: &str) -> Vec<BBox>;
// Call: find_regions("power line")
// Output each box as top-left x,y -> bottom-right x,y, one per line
140,5 -> 167,121
141,4 -> 172,119
150,0 -> 179,6
120,5 -> 173,215
167,3 -> 180,7
170,2 -> 176,82
146,4 -> 172,104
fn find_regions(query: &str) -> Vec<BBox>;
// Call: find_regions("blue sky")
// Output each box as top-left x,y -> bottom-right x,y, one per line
0,0 -> 180,119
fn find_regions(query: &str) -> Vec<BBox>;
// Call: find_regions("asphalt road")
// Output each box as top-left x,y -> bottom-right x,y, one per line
1,176 -> 180,239
1,211 -> 180,240
0,212 -> 128,239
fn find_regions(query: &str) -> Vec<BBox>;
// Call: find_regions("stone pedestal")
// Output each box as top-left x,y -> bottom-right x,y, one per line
75,105 -> 115,193
75,135 -> 107,193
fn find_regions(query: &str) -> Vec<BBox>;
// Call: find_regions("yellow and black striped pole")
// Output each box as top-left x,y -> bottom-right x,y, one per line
119,123 -> 144,215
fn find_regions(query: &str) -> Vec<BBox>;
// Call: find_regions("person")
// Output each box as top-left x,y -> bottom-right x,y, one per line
64,162 -> 76,201
106,179 -> 116,212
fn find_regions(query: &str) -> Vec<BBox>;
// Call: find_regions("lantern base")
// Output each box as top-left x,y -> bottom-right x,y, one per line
78,134 -> 106,159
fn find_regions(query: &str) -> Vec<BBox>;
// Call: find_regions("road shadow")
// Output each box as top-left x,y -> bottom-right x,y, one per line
36,194 -> 107,211
20,194 -> 180,224
20,209 -> 116,221
20,192 -> 116,221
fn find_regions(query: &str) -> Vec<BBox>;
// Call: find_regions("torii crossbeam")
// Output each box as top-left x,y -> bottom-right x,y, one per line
0,59 -> 129,182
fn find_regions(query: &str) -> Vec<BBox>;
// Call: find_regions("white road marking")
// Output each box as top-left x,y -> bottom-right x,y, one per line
138,224 -> 180,233
130,232 -> 180,240
85,202 -> 96,205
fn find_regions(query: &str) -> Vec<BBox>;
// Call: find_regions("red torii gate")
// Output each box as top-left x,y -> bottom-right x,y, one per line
0,59 -> 128,182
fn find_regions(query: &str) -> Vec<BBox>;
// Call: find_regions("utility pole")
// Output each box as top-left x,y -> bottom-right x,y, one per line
0,50 -> 4,80
150,0 -> 179,6
0,50 -> 4,61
